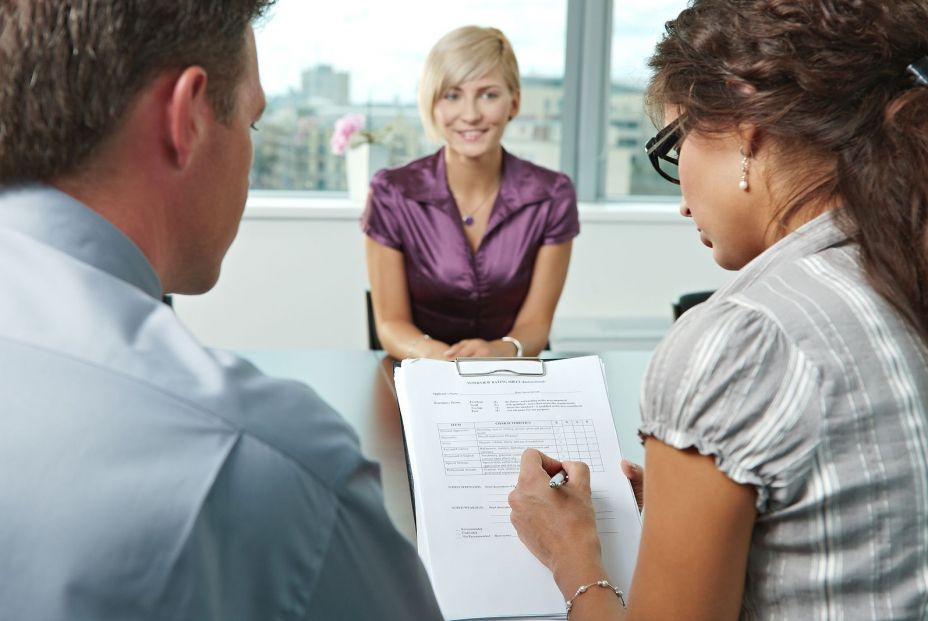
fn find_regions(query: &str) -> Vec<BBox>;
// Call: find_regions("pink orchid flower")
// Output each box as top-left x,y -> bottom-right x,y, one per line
330,113 -> 365,155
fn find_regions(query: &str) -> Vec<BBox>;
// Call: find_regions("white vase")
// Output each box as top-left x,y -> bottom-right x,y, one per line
346,143 -> 389,203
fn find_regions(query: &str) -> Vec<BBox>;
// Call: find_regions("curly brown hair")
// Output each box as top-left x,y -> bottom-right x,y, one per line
0,0 -> 276,185
648,0 -> 928,345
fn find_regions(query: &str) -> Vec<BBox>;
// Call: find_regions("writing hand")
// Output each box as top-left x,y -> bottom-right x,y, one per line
509,449 -> 606,598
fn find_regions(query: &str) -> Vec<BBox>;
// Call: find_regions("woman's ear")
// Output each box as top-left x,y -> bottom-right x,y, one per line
738,123 -> 760,157
508,91 -> 521,121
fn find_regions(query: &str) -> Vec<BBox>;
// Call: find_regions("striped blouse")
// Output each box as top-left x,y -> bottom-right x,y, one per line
640,210 -> 928,620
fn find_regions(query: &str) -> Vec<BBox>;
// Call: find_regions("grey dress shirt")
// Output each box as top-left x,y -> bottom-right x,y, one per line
640,210 -> 928,619
0,185 -> 442,620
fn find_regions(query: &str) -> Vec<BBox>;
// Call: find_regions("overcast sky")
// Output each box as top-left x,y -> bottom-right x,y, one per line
254,0 -> 687,102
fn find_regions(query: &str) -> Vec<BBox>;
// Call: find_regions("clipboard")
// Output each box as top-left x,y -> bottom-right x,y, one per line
393,355 -> 642,620
452,357 -> 546,377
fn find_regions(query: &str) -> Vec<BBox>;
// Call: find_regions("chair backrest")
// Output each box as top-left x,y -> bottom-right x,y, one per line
672,290 -> 715,320
366,290 -> 383,350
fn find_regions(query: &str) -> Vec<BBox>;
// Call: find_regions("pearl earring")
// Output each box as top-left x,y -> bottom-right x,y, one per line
739,148 -> 749,191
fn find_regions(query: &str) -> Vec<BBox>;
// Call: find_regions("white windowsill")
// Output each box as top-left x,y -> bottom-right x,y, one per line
243,192 -> 686,224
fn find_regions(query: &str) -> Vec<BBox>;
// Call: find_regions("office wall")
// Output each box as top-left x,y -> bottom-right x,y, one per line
173,202 -> 732,350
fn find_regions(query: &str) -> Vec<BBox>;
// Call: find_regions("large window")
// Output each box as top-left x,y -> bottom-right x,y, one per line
606,1 -> 687,198
250,0 -> 688,201
251,1 -> 567,192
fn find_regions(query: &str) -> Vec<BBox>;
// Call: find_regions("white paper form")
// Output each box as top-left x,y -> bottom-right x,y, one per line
395,355 -> 641,621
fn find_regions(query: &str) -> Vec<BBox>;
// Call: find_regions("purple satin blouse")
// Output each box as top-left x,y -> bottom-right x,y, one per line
361,148 -> 579,345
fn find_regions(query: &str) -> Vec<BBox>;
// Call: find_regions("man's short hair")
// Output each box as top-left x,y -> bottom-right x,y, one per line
0,1 -> 275,186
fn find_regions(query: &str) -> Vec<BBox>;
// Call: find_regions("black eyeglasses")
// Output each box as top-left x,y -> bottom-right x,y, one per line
645,118 -> 684,185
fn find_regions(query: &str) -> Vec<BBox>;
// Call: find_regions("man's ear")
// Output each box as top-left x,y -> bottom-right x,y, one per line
166,66 -> 210,170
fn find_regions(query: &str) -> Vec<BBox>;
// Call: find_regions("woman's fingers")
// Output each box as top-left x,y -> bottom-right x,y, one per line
621,459 -> 644,511
559,460 -> 591,493
518,448 -> 564,483
445,339 -> 494,358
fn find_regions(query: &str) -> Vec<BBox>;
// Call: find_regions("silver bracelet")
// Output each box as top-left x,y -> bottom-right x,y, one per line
565,579 -> 626,618
409,333 -> 431,358
501,335 -> 523,357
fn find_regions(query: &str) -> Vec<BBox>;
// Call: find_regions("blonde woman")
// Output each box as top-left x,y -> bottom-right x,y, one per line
361,26 -> 578,360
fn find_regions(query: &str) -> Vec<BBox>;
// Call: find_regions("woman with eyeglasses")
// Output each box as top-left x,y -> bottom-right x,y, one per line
361,26 -> 578,361
509,1 -> 928,619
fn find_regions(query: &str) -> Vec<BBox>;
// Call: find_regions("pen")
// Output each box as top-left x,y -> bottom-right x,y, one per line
549,469 -> 568,488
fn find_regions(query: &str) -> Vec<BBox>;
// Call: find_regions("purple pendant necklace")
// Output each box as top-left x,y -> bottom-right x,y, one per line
459,182 -> 499,226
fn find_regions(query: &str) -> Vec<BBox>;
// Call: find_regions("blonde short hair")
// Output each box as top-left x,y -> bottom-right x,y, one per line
418,26 -> 521,141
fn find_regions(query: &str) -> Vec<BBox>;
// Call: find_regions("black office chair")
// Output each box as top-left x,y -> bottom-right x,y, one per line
672,290 -> 715,320
366,290 -> 383,350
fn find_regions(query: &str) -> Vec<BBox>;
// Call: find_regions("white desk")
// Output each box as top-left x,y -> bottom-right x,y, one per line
239,349 -> 652,540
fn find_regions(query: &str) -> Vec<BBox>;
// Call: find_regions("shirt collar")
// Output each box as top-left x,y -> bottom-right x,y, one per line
0,184 -> 163,299
404,147 -> 553,243
408,147 -> 551,209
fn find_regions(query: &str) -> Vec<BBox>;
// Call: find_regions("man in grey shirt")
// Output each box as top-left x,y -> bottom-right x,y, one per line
0,2 -> 442,619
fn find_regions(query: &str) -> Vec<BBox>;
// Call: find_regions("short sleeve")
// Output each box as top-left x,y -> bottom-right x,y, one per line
542,173 -> 580,245
639,301 -> 823,513
359,169 -> 404,250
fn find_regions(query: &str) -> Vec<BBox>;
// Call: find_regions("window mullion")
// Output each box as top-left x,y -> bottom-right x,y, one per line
560,0 -> 584,187
562,0 -> 613,202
